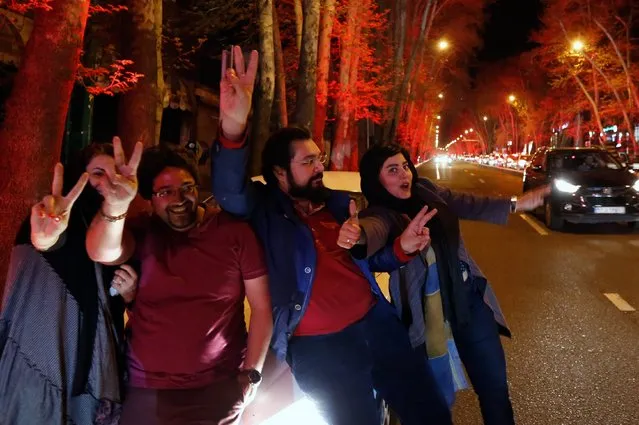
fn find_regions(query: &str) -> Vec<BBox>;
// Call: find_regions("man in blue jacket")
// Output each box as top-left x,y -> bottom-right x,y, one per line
210,47 -> 451,425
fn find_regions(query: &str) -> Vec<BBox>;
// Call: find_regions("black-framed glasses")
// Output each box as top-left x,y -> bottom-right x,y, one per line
293,153 -> 328,167
153,183 -> 198,199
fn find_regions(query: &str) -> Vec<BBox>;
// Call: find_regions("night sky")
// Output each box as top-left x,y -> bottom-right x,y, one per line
477,0 -> 543,62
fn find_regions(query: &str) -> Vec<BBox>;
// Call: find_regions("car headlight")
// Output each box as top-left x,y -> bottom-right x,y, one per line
633,180 -> 639,191
555,179 -> 581,193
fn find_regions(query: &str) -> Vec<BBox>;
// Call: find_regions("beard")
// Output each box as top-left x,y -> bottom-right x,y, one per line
288,172 -> 330,203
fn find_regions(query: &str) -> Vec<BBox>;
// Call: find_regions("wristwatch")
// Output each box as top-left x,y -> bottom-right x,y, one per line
241,368 -> 262,385
510,196 -> 518,213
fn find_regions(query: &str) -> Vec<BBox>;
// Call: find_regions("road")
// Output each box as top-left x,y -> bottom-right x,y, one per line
417,161 -> 639,424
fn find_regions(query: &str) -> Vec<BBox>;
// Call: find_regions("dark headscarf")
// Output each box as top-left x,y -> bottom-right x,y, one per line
359,144 -> 469,328
14,142 -> 124,395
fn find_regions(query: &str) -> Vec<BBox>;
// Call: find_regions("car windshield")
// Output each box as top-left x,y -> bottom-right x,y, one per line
548,151 -> 622,171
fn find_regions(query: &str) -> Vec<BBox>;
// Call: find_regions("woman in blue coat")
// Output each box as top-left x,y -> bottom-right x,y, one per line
355,143 -> 548,424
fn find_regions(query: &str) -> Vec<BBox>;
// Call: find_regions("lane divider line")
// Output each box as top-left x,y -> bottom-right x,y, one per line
603,293 -> 636,312
519,213 -> 549,236
479,178 -> 485,183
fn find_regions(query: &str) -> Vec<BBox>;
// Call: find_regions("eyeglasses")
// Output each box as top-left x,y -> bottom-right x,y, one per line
153,183 -> 198,199
293,153 -> 328,167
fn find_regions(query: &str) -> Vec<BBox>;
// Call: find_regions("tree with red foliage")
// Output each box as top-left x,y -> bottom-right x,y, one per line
329,0 -> 392,170
0,0 -> 90,288
533,0 -> 639,153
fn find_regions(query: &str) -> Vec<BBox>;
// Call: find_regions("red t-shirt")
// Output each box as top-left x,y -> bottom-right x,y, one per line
294,208 -> 375,336
126,209 -> 267,389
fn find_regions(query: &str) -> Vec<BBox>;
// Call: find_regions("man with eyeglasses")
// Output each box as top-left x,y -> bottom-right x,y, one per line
211,47 -> 452,425
85,142 -> 273,425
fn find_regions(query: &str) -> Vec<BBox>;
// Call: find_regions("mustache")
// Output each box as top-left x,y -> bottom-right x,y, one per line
167,200 -> 193,210
310,173 -> 324,182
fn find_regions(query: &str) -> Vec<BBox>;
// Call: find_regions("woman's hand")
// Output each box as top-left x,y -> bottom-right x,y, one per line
399,205 -> 438,254
31,163 -> 88,251
111,264 -> 138,304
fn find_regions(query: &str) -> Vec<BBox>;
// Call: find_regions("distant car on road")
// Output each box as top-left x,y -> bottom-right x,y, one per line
523,147 -> 639,231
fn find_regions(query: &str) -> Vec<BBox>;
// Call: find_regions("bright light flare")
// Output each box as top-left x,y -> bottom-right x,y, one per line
571,39 -> 585,53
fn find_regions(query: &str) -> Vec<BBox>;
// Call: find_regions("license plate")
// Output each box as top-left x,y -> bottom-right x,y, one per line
594,206 -> 625,214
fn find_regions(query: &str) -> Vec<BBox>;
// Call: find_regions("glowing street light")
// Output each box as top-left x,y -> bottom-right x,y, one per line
438,93 -> 444,99
483,116 -> 488,121
508,94 -> 516,103
437,39 -> 450,51
571,39 -> 585,53
468,128 -> 473,132
437,115 -> 441,120
435,125 -> 439,129
464,130 -> 469,134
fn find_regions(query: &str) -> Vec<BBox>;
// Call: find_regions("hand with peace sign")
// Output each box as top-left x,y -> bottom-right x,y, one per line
30,163 -> 89,251
101,137 -> 143,216
338,199 -> 361,249
399,205 -> 438,254
220,46 -> 259,140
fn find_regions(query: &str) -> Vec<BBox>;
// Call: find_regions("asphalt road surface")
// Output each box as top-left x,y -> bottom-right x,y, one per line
417,161 -> 639,425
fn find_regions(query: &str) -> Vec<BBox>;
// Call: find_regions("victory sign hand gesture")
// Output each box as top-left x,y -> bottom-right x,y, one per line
102,137 -> 143,215
219,46 -> 259,138
399,205 -> 438,254
30,163 -> 88,251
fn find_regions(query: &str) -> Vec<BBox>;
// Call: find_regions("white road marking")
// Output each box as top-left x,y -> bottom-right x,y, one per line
470,173 -> 475,176
479,178 -> 485,183
519,213 -> 549,236
603,293 -> 636,312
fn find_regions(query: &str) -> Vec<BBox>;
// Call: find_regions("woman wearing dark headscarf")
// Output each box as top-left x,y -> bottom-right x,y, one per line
352,143 -> 548,424
0,144 -> 138,425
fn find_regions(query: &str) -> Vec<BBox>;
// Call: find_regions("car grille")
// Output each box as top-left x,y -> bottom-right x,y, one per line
584,186 -> 628,197
583,187 -> 630,207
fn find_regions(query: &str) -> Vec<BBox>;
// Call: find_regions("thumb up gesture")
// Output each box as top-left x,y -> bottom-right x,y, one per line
337,199 -> 361,249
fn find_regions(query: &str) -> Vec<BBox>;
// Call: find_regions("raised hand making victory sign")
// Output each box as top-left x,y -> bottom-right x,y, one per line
101,136 -> 143,217
219,46 -> 259,139
30,163 -> 88,251
398,205 -> 438,254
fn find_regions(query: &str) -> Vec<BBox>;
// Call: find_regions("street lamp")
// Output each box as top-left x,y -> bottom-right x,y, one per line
437,39 -> 450,51
571,39 -> 585,53
464,130 -> 469,134
468,128 -> 473,132
508,94 -> 516,103
438,93 -> 444,99
483,116 -> 488,121
437,115 -> 441,120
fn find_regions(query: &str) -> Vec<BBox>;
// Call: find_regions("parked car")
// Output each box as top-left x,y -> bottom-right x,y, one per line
523,147 -> 639,230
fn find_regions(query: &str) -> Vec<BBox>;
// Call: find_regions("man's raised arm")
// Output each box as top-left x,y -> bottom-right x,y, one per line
211,47 -> 259,218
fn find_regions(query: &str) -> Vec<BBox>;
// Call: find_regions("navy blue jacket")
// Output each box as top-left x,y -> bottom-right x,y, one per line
211,142 -> 403,359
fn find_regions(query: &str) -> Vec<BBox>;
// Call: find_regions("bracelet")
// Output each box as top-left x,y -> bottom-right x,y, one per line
100,208 -> 128,222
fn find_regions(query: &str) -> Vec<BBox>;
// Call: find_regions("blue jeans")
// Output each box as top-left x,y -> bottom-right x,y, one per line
287,300 -> 452,425
452,279 -> 515,425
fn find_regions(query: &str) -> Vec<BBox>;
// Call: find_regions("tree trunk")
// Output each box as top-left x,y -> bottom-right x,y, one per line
594,18 -> 639,111
0,0 -> 90,287
294,0 -> 304,53
272,2 -> 288,128
386,0 -> 435,144
331,0 -> 358,170
251,0 -> 276,176
118,0 -> 164,152
312,0 -> 337,147
384,0 -> 407,142
293,0 -> 320,131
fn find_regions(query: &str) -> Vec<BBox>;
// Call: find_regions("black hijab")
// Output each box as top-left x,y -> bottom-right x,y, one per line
360,144 -> 469,328
14,143 -> 125,395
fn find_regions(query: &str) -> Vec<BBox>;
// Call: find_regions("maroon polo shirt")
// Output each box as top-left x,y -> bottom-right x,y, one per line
125,209 -> 267,389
